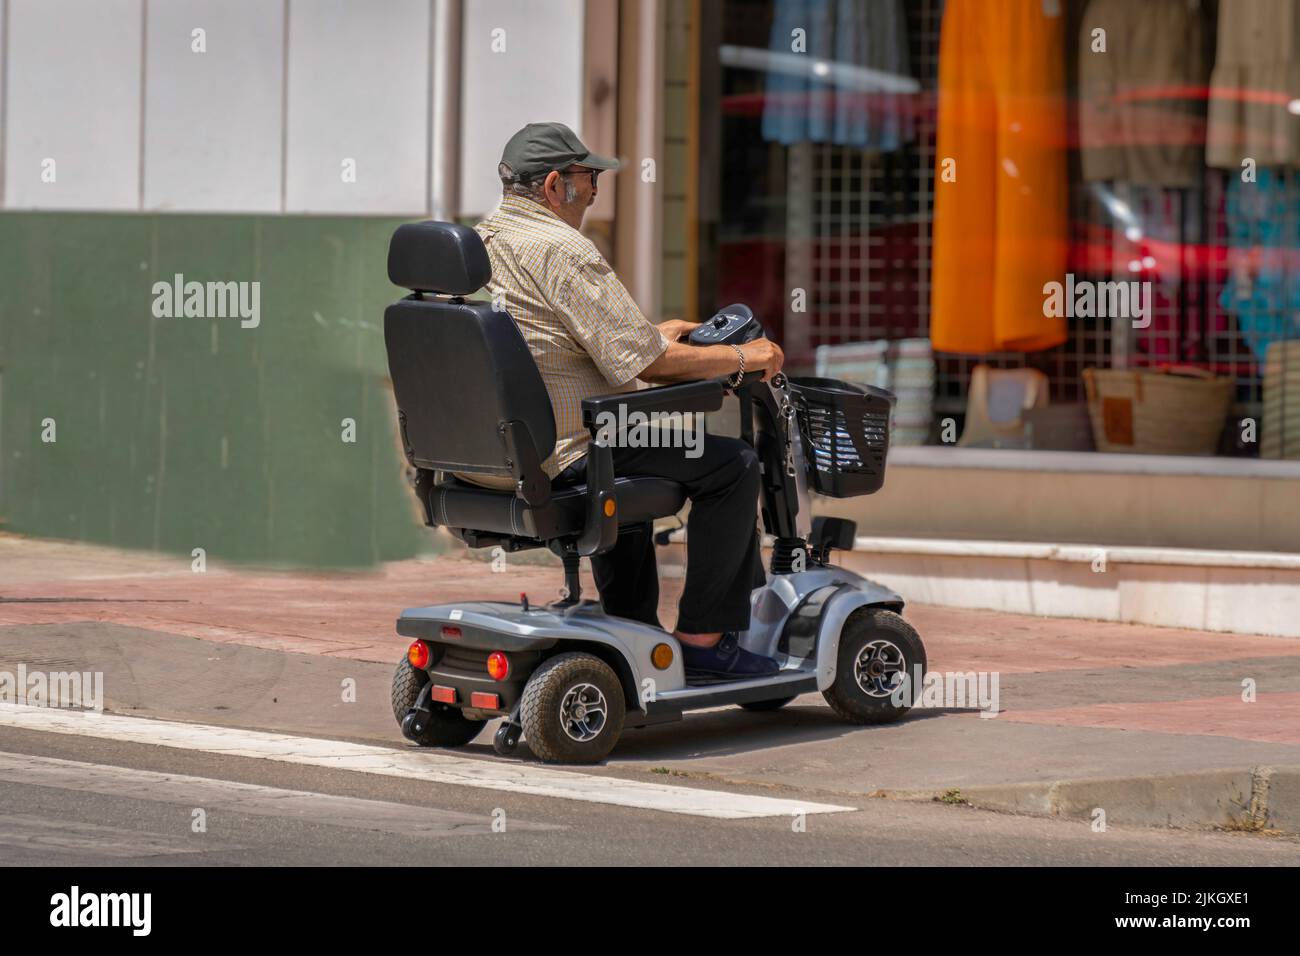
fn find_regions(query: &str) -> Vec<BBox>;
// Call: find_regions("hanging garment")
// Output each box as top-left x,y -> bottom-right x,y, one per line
761,0 -> 915,150
1219,169 -> 1300,364
930,0 -> 1068,354
762,0 -> 835,145
1207,0 -> 1300,169
1097,182 -> 1217,363
832,0 -> 914,149
1077,0 -> 1208,188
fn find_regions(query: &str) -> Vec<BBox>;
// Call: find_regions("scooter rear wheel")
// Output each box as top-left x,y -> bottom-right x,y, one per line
823,608 -> 926,724
391,658 -> 487,748
520,653 -> 625,764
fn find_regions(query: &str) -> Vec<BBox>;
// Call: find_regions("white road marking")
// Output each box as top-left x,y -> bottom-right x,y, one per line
0,751 -> 558,836
0,704 -> 855,819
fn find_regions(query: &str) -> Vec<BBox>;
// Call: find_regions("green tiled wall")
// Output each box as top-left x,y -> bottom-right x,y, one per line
0,212 -> 432,568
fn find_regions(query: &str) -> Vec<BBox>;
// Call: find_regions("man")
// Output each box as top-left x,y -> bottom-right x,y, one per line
472,122 -> 785,680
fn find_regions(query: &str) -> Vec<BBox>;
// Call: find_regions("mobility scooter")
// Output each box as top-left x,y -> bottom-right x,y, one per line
384,221 -> 926,764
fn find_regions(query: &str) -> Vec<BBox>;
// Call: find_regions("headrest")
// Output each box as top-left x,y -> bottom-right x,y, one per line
387,221 -> 491,295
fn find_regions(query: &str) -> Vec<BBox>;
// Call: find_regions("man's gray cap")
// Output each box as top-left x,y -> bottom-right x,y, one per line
500,122 -> 619,182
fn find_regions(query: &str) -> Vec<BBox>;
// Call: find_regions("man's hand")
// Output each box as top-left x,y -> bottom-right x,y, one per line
656,319 -> 699,342
638,331 -> 785,385
742,338 -> 785,382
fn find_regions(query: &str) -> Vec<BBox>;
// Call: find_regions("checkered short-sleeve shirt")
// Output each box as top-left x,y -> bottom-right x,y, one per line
470,195 -> 668,482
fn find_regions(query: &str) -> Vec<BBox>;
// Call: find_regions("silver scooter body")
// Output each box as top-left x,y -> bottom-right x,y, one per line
396,375 -> 903,723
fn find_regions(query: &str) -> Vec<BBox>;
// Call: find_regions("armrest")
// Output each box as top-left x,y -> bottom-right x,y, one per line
581,379 -> 725,431
576,379 -> 724,557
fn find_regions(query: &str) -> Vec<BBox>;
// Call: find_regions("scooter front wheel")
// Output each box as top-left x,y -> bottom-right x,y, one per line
520,653 -> 626,764
823,608 -> 926,725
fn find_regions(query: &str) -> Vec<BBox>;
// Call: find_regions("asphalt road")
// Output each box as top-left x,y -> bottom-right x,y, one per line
0,728 -> 1294,868
1,620 -> 1298,866
0,716 -> 1297,867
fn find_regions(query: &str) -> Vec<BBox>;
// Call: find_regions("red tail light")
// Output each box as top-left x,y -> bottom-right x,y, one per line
441,625 -> 462,639
487,652 -> 510,681
407,640 -> 430,668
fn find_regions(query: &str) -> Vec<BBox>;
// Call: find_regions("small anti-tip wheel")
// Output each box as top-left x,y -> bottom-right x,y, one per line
493,721 -> 521,756
823,608 -> 927,725
520,653 -> 625,764
391,658 -> 486,748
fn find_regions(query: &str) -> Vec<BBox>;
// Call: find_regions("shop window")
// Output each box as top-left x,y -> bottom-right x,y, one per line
697,0 -> 1300,460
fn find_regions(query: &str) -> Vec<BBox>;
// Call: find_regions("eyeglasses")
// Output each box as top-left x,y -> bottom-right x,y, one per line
561,167 -> 600,189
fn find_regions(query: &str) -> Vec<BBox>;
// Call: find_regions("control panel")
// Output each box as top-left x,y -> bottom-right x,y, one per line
688,304 -> 761,346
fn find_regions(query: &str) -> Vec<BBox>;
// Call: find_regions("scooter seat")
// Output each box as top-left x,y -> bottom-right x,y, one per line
427,475 -> 686,543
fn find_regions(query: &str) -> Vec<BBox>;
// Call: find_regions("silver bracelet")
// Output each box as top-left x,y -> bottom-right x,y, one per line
727,345 -> 746,387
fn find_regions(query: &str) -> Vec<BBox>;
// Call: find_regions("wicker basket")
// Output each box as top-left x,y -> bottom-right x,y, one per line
1083,367 -> 1232,456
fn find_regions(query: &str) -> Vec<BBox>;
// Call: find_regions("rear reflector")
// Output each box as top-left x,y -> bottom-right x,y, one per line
429,685 -> 457,705
441,625 -> 462,639
470,692 -> 502,710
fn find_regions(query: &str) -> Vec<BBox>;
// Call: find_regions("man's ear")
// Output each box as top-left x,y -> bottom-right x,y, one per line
542,170 -> 564,207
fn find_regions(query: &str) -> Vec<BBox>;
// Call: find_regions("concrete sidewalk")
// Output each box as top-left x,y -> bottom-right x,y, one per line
3,531 -> 1300,834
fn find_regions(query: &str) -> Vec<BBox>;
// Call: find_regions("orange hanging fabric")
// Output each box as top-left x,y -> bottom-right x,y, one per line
931,0 -> 1069,355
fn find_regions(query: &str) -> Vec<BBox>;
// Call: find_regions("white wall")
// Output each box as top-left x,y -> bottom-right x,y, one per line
284,0 -> 431,214
143,0 -> 285,213
2,0 -> 585,216
458,0 -> 586,217
5,0 -> 143,210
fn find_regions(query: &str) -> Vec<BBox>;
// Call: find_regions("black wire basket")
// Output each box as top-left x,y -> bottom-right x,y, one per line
789,377 -> 895,497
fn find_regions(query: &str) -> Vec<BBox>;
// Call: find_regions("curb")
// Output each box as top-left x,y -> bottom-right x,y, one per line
882,765 -> 1300,834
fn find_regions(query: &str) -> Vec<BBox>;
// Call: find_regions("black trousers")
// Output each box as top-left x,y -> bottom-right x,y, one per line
553,434 -> 767,632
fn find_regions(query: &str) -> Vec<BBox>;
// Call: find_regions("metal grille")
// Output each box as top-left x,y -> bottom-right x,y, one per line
798,0 -> 944,396
789,0 -> 1274,447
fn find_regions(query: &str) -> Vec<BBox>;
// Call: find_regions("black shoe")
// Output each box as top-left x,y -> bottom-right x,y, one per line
681,632 -> 780,682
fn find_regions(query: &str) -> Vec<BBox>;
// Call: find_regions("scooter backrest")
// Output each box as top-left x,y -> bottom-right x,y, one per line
384,222 -> 555,480
387,221 -> 490,295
